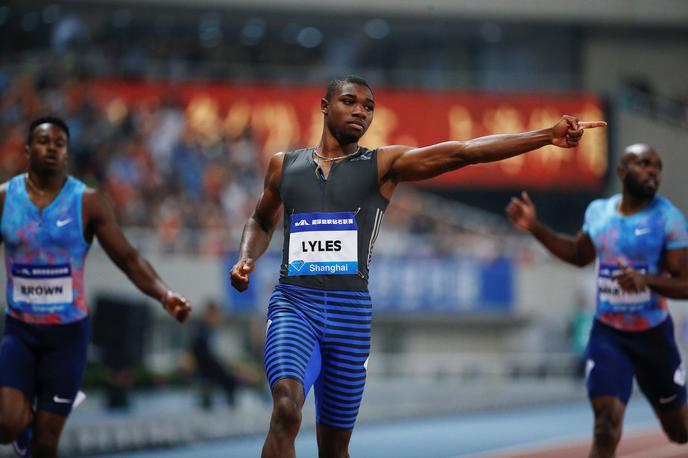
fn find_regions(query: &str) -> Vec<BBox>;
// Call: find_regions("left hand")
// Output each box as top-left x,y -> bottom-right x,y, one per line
614,260 -> 648,293
551,115 -> 607,148
162,291 -> 192,323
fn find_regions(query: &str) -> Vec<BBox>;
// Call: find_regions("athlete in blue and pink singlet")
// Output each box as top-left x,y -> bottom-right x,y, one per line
0,117 -> 192,458
507,143 -> 688,458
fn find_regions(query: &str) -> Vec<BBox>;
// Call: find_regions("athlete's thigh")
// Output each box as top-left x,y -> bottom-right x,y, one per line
264,303 -> 320,395
0,317 -> 37,401
315,290 -> 372,430
585,320 -> 634,404
36,318 -> 89,417
634,318 -> 687,411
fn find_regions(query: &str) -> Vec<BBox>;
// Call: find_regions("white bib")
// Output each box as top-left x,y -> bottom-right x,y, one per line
288,212 -> 358,276
12,264 -> 73,305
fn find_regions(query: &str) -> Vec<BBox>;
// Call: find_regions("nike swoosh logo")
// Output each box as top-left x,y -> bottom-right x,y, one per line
56,218 -> 72,228
635,228 -> 651,236
659,394 -> 678,404
53,395 -> 74,404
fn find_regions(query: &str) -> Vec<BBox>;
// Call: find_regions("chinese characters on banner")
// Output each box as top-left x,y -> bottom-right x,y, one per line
88,81 -> 607,190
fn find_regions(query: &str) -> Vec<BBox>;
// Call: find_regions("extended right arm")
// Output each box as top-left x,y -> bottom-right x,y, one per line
230,152 -> 284,291
506,192 -> 596,267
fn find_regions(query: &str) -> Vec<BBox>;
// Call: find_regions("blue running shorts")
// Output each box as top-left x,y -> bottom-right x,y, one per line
264,283 -> 372,429
585,316 -> 686,411
0,315 -> 90,416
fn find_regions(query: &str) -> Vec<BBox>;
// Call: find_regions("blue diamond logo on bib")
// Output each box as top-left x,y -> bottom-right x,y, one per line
288,212 -> 358,276
290,260 -> 305,272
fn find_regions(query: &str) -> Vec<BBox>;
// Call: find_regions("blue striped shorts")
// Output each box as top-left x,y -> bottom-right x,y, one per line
264,283 -> 372,430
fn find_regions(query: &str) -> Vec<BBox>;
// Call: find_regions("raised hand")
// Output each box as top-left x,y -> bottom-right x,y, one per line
551,115 -> 607,148
162,291 -> 192,323
506,191 -> 537,232
230,258 -> 255,292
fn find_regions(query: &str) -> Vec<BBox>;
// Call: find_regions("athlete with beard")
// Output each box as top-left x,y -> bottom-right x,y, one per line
0,117 -> 191,458
230,75 -> 606,458
507,144 -> 688,457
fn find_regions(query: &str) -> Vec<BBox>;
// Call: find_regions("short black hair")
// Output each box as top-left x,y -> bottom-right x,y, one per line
324,75 -> 373,101
27,116 -> 70,144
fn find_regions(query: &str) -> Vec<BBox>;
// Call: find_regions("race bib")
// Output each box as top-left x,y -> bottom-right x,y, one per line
12,263 -> 73,307
288,212 -> 358,276
597,263 -> 651,313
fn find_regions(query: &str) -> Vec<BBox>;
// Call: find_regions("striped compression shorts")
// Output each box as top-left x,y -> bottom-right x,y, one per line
264,283 -> 372,429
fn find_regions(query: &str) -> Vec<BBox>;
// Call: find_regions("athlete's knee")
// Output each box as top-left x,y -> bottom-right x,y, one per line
593,409 -> 623,448
270,382 -> 303,433
272,395 -> 302,430
0,417 -> 23,444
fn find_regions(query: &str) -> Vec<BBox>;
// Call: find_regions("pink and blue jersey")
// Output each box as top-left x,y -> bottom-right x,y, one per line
1,175 -> 91,324
583,194 -> 688,331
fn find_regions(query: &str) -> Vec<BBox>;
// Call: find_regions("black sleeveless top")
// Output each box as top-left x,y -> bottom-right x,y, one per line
278,146 -> 389,291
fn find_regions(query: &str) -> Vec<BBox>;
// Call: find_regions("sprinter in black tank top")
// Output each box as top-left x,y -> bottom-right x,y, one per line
230,75 -> 606,458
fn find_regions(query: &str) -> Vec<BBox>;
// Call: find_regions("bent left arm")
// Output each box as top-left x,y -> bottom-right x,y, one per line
616,249 -> 688,299
84,190 -> 191,322
379,116 -> 606,184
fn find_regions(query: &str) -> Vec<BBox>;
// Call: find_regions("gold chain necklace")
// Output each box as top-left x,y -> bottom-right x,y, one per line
312,144 -> 360,162
26,174 -> 58,197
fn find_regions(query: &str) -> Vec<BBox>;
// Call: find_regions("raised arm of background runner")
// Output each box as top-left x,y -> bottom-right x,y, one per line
83,190 -> 192,322
376,115 -> 606,199
230,152 -> 284,292
506,191 -> 597,267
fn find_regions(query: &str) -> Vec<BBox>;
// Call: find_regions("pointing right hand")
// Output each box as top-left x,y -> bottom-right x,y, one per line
506,191 -> 537,232
551,115 -> 607,148
230,258 -> 255,292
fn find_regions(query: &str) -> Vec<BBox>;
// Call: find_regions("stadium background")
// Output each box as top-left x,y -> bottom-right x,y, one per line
1,0 -> 688,456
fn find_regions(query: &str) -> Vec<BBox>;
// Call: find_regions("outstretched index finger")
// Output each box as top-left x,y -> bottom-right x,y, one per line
579,121 -> 607,129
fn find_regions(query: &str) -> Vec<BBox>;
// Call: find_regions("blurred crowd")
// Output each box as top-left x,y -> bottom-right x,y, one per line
0,2 -> 578,260
0,64 -> 265,256
0,64 -> 512,258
